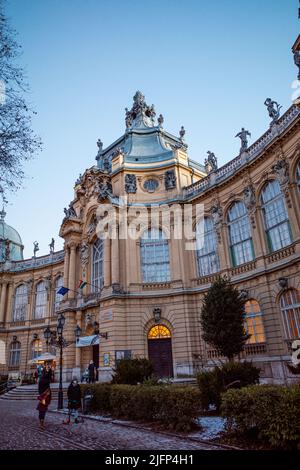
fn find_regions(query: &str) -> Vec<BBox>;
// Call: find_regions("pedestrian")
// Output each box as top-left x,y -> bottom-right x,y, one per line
50,365 -> 55,383
43,363 -> 52,382
37,363 -> 43,381
88,360 -> 96,383
37,377 -> 51,430
64,377 -> 82,424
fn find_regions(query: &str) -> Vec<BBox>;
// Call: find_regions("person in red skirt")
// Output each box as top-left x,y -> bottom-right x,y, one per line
37,376 -> 51,430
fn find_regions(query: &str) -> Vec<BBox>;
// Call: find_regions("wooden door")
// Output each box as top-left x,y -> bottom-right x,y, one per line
148,338 -> 173,378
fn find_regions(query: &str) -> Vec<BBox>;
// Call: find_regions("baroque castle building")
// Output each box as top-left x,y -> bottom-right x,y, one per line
1,37 -> 300,384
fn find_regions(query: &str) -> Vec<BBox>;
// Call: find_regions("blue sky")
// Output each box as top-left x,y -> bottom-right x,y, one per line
3,0 -> 299,258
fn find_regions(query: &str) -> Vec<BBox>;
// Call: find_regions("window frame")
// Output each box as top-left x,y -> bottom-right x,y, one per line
140,228 -> 171,283
92,238 -> 104,293
196,217 -> 220,276
34,281 -> 47,319
227,201 -> 254,267
244,299 -> 266,344
280,289 -> 300,340
9,341 -> 21,367
13,284 -> 28,322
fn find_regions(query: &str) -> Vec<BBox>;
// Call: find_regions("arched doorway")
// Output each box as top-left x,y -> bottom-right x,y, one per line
147,325 -> 173,378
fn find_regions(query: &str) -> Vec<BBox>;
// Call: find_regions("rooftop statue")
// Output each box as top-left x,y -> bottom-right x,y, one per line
205,151 -> 218,173
49,238 -> 55,254
63,202 -> 77,219
235,127 -> 251,153
157,114 -> 164,127
294,50 -> 300,80
33,241 -> 39,258
125,91 -> 157,129
264,98 -> 282,123
179,126 -> 186,141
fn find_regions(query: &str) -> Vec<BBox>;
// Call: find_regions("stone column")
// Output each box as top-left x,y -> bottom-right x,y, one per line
73,310 -> 82,378
63,245 -> 70,298
111,226 -> 119,286
6,283 -> 14,323
68,244 -> 77,299
104,237 -> 111,287
0,282 -> 7,324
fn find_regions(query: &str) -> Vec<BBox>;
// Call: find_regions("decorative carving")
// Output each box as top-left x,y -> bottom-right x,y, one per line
264,98 -> 282,123
204,151 -> 218,173
4,239 -> 10,261
96,180 -> 113,201
272,158 -> 289,189
243,183 -> 256,228
293,50 -> 300,80
75,173 -> 83,186
125,174 -> 137,193
87,214 -> 97,237
143,178 -> 159,193
157,114 -> 164,127
33,241 -> 39,258
164,170 -> 176,190
80,242 -> 89,266
63,202 -> 77,219
235,128 -> 251,153
239,289 -> 249,301
210,202 -> 223,243
125,91 -> 156,129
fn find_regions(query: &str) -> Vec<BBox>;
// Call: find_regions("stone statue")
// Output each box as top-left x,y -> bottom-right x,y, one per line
157,114 -> 164,127
33,241 -> 39,258
103,156 -> 111,172
179,126 -> 186,141
125,174 -> 137,194
243,185 -> 256,212
64,202 -> 77,219
272,159 -> 289,187
294,51 -> 300,80
98,180 -> 113,201
264,98 -> 282,123
87,215 -> 97,237
211,203 -> 222,229
49,238 -> 55,254
75,173 -> 83,186
164,170 -> 177,190
205,151 -> 218,173
97,139 -> 103,151
125,107 -> 133,128
235,128 -> 251,153
80,242 -> 90,266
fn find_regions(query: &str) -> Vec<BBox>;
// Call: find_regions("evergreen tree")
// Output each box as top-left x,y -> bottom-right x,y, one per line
200,277 -> 249,361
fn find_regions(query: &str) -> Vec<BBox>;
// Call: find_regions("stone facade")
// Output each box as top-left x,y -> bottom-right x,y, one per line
0,89 -> 300,384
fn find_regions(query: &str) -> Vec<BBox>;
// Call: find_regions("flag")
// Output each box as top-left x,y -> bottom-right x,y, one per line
78,279 -> 87,289
57,286 -> 69,296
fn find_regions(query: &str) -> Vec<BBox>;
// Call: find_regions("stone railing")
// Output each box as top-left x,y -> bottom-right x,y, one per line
244,343 -> 266,355
11,250 -> 65,272
141,281 -> 172,290
230,260 -> 256,276
191,273 -> 220,286
266,244 -> 296,264
183,105 -> 300,200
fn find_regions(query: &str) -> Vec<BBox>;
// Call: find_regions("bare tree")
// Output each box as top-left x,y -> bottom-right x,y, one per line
0,0 -> 41,197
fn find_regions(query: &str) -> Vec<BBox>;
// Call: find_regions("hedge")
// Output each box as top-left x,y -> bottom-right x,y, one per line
81,383 -> 201,432
221,385 -> 300,449
197,361 -> 260,411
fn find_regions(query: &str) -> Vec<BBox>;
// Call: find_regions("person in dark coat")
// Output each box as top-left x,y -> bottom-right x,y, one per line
64,377 -> 82,424
37,377 -> 51,429
88,360 -> 96,383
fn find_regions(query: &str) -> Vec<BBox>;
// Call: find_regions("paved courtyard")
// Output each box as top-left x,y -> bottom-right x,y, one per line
0,399 -> 221,450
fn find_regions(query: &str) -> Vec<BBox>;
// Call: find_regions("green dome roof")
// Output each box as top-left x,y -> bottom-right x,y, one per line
0,209 -> 24,262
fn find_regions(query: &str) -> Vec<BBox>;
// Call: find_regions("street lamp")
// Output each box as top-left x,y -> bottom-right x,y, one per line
56,313 -> 65,410
74,325 -> 82,342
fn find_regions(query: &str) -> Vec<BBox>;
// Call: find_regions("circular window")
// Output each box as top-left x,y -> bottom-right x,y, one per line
143,179 -> 159,193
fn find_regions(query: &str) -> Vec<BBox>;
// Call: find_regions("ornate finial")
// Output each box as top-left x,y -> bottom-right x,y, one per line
235,127 -> 251,153
205,151 -> 218,173
264,98 -> 282,124
179,126 -> 185,141
125,91 -> 156,129
158,114 -> 164,127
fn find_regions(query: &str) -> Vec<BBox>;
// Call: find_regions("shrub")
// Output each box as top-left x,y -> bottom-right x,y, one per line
111,358 -> 154,385
80,383 -> 201,432
221,385 -> 300,449
197,361 -> 260,411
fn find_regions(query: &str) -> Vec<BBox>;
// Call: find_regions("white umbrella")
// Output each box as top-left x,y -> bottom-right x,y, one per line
28,352 -> 56,364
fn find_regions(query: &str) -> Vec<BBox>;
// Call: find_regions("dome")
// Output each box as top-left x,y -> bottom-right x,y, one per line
0,209 -> 24,262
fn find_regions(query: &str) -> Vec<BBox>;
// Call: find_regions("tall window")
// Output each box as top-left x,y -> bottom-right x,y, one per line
13,284 -> 28,322
244,300 -> 265,344
227,201 -> 254,266
31,339 -> 42,359
34,281 -> 47,319
9,341 -> 21,367
141,228 -> 170,282
196,218 -> 220,276
280,289 -> 300,339
296,161 -> 300,194
54,276 -> 63,313
261,180 -> 292,252
92,238 -> 104,292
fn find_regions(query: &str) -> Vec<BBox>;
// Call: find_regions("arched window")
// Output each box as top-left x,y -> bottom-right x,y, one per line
227,201 -> 254,266
296,161 -> 300,194
148,325 -> 171,339
261,180 -> 292,252
34,281 -> 47,319
54,276 -> 63,313
9,340 -> 21,366
92,238 -> 104,292
196,217 -> 220,276
31,339 -> 42,359
280,289 -> 300,339
13,284 -> 28,322
141,228 -> 170,282
244,300 -> 265,344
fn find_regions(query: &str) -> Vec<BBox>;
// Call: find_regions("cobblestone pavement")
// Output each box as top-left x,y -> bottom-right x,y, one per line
0,400 -> 222,450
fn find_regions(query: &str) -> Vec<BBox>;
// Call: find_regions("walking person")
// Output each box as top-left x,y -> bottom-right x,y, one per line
88,360 -> 96,383
37,376 -> 51,430
64,377 -> 82,424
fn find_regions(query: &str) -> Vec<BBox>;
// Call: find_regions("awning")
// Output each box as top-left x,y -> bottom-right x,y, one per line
28,352 -> 56,364
76,335 -> 100,348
